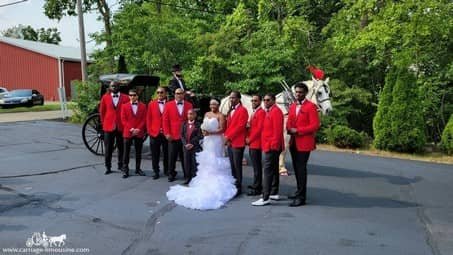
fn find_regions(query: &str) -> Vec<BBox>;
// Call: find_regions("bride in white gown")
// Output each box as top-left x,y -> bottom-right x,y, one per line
166,99 -> 237,210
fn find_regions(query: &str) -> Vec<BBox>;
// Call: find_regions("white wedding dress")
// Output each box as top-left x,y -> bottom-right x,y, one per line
166,117 -> 237,210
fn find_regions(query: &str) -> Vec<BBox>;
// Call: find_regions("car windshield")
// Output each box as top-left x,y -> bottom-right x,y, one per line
8,90 -> 32,97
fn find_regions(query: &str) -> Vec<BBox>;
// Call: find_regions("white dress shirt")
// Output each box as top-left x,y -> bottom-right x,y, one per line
111,92 -> 119,107
132,103 -> 138,115
230,104 -> 238,117
158,100 -> 165,114
296,99 -> 305,116
176,101 -> 184,115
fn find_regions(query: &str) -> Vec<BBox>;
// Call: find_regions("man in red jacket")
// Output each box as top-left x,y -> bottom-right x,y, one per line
99,81 -> 129,175
225,91 -> 249,197
252,94 -> 284,206
163,88 -> 193,182
286,82 -> 320,206
146,87 -> 169,180
246,95 -> 265,196
120,89 -> 147,179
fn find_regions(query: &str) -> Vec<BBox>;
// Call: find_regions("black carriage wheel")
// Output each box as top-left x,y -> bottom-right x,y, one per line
82,113 -> 105,156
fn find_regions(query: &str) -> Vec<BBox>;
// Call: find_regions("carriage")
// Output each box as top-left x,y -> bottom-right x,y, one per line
82,74 -> 160,155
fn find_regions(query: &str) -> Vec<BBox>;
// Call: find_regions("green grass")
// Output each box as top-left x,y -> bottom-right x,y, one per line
0,102 -> 74,114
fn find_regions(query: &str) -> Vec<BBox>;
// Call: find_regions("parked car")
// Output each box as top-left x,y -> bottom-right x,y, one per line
0,89 -> 44,108
0,87 -> 8,98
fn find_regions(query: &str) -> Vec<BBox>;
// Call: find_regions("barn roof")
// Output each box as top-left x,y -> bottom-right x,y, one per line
0,36 -> 92,62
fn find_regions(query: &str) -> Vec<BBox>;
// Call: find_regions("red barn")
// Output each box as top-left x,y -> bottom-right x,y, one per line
0,36 -> 90,101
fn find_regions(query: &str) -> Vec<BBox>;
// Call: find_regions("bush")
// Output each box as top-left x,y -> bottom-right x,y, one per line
327,125 -> 365,149
373,69 -> 426,152
441,115 -> 453,155
71,80 -> 100,123
373,68 -> 397,150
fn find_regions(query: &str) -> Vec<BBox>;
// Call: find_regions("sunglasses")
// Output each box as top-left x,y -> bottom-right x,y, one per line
129,94 -> 137,97
157,91 -> 165,94
263,99 -> 271,102
175,92 -> 184,95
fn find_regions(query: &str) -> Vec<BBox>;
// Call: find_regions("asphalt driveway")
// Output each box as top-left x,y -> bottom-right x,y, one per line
0,120 -> 452,255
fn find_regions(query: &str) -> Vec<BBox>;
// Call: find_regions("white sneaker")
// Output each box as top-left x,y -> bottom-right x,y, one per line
269,195 -> 280,201
251,198 -> 270,206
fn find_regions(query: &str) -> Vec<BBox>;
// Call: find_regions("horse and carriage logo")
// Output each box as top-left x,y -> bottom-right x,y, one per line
25,232 -> 67,248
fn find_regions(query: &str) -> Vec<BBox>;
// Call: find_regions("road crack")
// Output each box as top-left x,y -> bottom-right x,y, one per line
121,202 -> 177,255
0,163 -> 103,179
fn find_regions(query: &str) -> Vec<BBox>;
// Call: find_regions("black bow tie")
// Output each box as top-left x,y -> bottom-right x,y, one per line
298,100 -> 304,105
231,106 -> 236,110
177,102 -> 183,105
112,94 -> 119,98
132,103 -> 138,105
158,101 -> 165,104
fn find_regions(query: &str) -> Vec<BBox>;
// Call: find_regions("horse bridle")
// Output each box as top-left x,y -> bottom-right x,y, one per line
308,81 -> 331,111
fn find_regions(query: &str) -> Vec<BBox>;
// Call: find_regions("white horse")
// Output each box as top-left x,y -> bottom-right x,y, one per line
49,234 -> 66,247
219,77 -> 332,174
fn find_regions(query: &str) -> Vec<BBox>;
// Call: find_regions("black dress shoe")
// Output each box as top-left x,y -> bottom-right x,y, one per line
288,193 -> 299,199
152,173 -> 160,180
122,173 -> 129,179
135,170 -> 146,176
289,198 -> 306,207
104,168 -> 112,175
234,190 -> 242,198
168,176 -> 176,182
247,189 -> 261,196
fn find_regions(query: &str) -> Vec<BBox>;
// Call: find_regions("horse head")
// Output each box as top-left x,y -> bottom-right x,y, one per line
307,77 -> 332,115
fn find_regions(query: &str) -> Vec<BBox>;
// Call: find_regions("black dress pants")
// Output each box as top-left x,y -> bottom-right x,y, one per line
150,133 -> 168,175
290,143 -> 310,201
104,130 -> 124,170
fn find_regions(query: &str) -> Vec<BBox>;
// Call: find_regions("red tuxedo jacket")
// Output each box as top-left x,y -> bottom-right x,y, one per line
120,102 -> 147,139
261,105 -> 284,153
162,100 -> 193,140
286,100 -> 320,151
225,104 -> 249,148
146,99 -> 166,137
99,92 -> 129,132
247,107 -> 265,150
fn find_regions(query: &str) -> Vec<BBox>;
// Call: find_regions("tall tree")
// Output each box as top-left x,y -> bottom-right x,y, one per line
2,24 -> 61,44
43,0 -> 113,66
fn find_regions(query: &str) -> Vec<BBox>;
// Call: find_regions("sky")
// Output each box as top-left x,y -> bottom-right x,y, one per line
0,0 -> 118,51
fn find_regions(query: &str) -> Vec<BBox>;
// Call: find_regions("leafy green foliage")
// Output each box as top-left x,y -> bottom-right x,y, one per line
441,115 -> 453,155
2,25 -> 61,44
374,69 -> 426,152
71,80 -> 100,123
84,0 -> 452,153
326,125 -> 366,149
